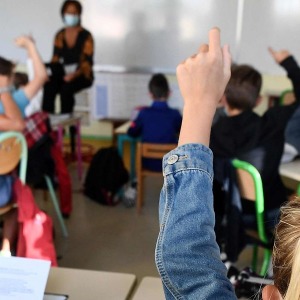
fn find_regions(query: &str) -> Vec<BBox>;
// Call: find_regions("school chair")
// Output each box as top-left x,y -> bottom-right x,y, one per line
279,89 -> 295,106
0,132 -> 27,216
136,143 -> 176,213
232,159 -> 272,276
0,131 -> 68,237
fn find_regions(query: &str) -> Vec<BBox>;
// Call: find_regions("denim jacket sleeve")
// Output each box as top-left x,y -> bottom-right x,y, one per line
155,143 -> 236,300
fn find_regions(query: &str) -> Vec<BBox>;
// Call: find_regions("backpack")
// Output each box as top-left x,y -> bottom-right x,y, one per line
83,146 -> 129,205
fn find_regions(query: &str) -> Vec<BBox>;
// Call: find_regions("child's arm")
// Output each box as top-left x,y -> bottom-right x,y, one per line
269,47 -> 300,102
0,75 -> 24,131
155,28 -> 235,299
15,36 -> 48,100
127,113 -> 143,137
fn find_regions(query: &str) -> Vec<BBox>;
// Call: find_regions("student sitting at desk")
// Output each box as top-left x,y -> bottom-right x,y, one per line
211,47 -> 300,263
127,73 -> 182,171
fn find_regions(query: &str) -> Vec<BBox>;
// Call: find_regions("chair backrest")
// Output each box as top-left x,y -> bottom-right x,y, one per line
138,143 -> 177,160
232,159 -> 268,244
279,89 -> 295,106
0,131 -> 28,184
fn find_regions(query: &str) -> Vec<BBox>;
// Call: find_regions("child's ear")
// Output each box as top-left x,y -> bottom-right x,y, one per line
255,96 -> 263,107
262,285 -> 282,300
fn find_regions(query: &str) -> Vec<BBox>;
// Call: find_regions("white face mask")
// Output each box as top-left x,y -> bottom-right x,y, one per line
63,14 -> 79,27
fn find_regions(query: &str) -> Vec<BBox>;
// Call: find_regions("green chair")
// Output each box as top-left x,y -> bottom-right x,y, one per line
232,159 -> 272,276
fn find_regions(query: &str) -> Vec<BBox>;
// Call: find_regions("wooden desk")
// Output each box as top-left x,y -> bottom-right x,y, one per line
132,277 -> 164,300
115,121 -> 140,181
279,159 -> 300,195
101,118 -> 129,145
50,114 -> 83,181
45,267 -> 136,300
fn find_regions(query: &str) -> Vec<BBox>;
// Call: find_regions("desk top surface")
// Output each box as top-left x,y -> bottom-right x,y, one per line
49,114 -> 82,128
279,159 -> 300,182
132,277 -> 164,300
114,121 -> 131,134
45,267 -> 136,300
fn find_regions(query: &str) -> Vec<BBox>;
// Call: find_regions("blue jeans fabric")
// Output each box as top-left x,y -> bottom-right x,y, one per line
155,144 -> 236,299
0,175 -> 13,207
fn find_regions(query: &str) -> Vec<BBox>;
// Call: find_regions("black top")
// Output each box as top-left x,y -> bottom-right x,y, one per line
211,56 -> 300,211
52,27 -> 94,81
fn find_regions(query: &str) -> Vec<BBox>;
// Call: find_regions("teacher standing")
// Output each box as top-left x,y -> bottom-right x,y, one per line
42,0 -> 94,114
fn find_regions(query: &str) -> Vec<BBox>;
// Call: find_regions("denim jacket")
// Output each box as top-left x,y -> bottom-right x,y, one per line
155,143 -> 236,299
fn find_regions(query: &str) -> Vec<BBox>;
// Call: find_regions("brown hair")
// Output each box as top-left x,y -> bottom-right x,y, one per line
13,72 -> 28,89
225,64 -> 262,111
273,199 -> 300,299
61,0 -> 82,18
148,73 -> 170,99
0,57 -> 15,77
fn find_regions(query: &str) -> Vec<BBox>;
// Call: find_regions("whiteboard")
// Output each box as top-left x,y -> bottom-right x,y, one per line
1,0 -> 300,74
2,0 -> 300,119
238,0 -> 300,75
83,0 -> 238,71
0,0 -> 62,63
0,0 -> 238,70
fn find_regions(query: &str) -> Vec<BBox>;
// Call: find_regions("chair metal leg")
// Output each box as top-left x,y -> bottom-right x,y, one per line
260,249 -> 272,276
44,175 -> 68,237
252,244 -> 258,272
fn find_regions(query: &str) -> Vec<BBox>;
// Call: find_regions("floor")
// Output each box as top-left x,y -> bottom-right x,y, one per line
33,141 -> 269,299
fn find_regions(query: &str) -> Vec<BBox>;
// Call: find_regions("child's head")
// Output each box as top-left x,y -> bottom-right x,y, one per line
225,64 -> 262,111
0,57 -> 15,78
13,72 -> 28,89
270,199 -> 300,299
148,73 -> 170,100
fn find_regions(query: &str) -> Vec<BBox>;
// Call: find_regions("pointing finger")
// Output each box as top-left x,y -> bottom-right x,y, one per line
209,27 -> 221,53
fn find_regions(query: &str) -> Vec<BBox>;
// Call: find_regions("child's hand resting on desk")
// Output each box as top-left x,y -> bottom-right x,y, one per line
269,47 -> 291,64
177,27 -> 231,146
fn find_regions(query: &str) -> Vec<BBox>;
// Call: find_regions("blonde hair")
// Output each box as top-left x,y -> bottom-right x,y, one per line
273,199 -> 300,299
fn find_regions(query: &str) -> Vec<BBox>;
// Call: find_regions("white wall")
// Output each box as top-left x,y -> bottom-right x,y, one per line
2,0 -> 300,73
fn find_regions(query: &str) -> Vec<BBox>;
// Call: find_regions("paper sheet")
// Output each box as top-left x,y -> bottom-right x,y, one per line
0,256 -> 51,300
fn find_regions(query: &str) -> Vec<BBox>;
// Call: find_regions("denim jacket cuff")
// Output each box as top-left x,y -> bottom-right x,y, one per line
162,143 -> 213,179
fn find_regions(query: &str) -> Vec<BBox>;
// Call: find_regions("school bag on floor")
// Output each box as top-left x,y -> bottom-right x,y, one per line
83,146 -> 129,205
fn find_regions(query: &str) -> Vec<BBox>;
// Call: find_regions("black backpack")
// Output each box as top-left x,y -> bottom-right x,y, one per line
83,147 -> 129,205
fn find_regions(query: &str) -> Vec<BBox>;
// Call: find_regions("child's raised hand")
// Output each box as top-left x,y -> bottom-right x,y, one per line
176,27 -> 231,110
14,35 -> 35,49
269,47 -> 291,64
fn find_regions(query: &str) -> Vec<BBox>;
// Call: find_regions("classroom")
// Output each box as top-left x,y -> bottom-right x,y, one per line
1,0 -> 300,299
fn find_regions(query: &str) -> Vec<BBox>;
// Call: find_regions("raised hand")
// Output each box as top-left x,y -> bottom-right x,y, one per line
177,27 -> 231,147
176,27 -> 231,110
14,35 -> 35,49
269,47 -> 291,64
